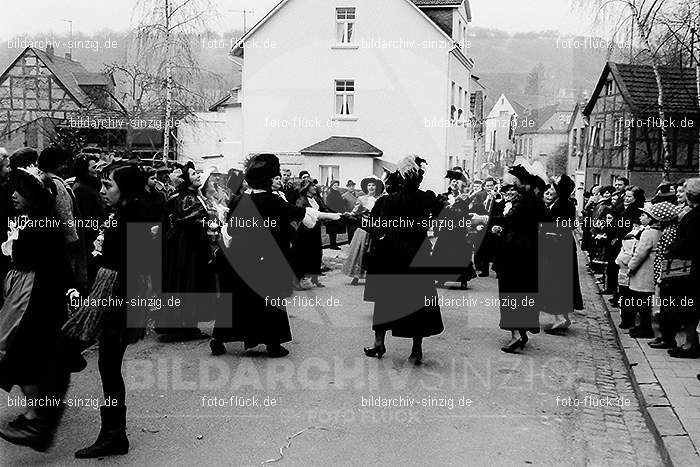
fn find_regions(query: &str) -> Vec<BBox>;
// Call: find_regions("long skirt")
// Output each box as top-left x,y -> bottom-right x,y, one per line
540,232 -> 584,314
0,269 -> 65,391
342,228 -> 370,279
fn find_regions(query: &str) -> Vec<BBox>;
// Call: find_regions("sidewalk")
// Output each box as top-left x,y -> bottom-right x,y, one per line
591,271 -> 700,466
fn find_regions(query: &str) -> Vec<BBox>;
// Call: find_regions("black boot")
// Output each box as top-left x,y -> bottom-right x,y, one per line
75,406 -> 129,459
0,416 -> 55,452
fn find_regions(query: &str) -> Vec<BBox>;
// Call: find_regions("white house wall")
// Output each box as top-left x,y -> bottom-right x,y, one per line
240,0 -> 455,192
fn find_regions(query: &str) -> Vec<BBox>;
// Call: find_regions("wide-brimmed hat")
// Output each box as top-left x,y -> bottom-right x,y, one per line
361,177 -> 385,195
641,201 -> 677,223
445,170 -> 466,183
298,179 -> 316,196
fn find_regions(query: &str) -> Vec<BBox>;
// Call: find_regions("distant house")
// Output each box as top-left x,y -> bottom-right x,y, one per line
567,102 -> 588,212
582,62 -> 699,193
468,75 -> 488,178
228,0 -> 476,192
177,88 -> 243,170
0,45 -> 115,151
0,45 -> 182,158
513,103 -> 573,175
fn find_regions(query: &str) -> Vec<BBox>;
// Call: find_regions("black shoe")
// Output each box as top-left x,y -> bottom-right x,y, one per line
8,414 -> 28,430
408,349 -> 423,365
648,339 -> 674,349
75,406 -> 129,459
500,339 -> 524,354
266,345 -> 290,358
629,328 -> 654,339
668,347 -> 700,359
0,418 -> 53,452
209,339 -> 226,356
364,344 -> 386,359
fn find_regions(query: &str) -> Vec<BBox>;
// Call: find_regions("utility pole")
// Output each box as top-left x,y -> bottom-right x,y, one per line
229,9 -> 255,34
63,19 -> 73,59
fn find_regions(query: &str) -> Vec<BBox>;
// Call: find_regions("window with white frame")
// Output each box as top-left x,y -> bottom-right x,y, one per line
320,165 -> 340,185
614,118 -> 623,146
457,86 -> 464,121
336,7 -> 356,44
335,79 -> 355,116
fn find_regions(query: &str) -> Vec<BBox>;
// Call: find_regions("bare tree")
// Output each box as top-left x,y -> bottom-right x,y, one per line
132,0 -> 221,162
573,0 -> 677,180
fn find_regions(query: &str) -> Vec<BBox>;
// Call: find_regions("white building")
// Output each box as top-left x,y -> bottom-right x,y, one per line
229,0 -> 474,191
177,88 -> 243,171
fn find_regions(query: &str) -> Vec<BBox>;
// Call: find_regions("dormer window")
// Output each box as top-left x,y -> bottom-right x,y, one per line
605,80 -> 615,96
336,7 -> 356,44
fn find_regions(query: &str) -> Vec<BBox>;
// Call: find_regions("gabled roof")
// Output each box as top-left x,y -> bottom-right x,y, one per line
209,88 -> 241,111
583,61 -> 700,116
0,47 -> 113,108
230,0 -> 456,58
300,136 -> 383,157
514,104 -> 573,135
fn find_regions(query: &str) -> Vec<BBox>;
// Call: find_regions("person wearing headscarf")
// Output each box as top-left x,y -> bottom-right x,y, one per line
209,154 -> 340,357
541,175 -> 583,334
0,168 -> 76,451
341,177 -> 384,285
431,170 -> 476,290
156,161 -> 216,341
362,156 -> 444,365
292,180 -> 332,288
66,163 -> 151,459
490,165 -> 549,353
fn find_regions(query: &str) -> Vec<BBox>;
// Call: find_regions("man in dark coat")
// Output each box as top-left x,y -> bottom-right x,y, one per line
324,180 -> 346,249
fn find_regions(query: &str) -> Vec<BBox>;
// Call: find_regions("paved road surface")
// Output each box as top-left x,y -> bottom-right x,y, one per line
1,248 -> 665,466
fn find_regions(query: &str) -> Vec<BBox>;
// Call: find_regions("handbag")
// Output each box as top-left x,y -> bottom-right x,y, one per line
659,258 -> 693,284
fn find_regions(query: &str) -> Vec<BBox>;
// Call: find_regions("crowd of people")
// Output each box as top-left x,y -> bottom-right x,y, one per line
0,143 -> 697,460
582,176 -> 700,359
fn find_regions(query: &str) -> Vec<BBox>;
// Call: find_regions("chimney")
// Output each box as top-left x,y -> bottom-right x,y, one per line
65,52 -> 72,61
46,44 -> 54,56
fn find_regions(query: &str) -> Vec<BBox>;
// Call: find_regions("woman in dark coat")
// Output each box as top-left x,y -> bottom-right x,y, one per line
292,181 -> 329,288
363,156 -> 444,365
70,163 -> 150,458
491,166 -> 549,353
157,162 -> 215,340
542,175 -> 584,334
72,154 -> 107,288
0,169 -> 76,451
210,154 -> 340,357
431,170 -> 476,289
324,180 -> 346,249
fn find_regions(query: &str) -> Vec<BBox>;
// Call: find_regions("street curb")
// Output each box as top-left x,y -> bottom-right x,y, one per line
585,267 -> 698,466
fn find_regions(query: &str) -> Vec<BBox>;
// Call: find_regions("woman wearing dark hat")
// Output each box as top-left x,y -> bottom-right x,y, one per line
362,156 -> 444,365
210,154 -> 340,357
541,174 -> 584,334
0,169 -> 77,451
157,161 -> 216,341
324,180 -> 346,250
491,165 -> 549,353
431,170 -> 476,289
292,180 -> 332,288
342,177 -> 384,285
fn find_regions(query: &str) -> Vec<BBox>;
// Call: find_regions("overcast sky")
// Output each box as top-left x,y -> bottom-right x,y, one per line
0,0 -> 601,41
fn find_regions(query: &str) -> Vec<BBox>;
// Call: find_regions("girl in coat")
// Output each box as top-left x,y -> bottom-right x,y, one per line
626,203 -> 663,339
72,163 -> 150,459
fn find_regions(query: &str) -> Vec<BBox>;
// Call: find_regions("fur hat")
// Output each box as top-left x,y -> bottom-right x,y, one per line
245,154 -> 281,190
445,170 -> 466,182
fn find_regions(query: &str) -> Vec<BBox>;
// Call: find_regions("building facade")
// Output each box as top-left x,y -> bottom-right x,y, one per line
229,0 -> 475,191
582,62 -> 699,194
